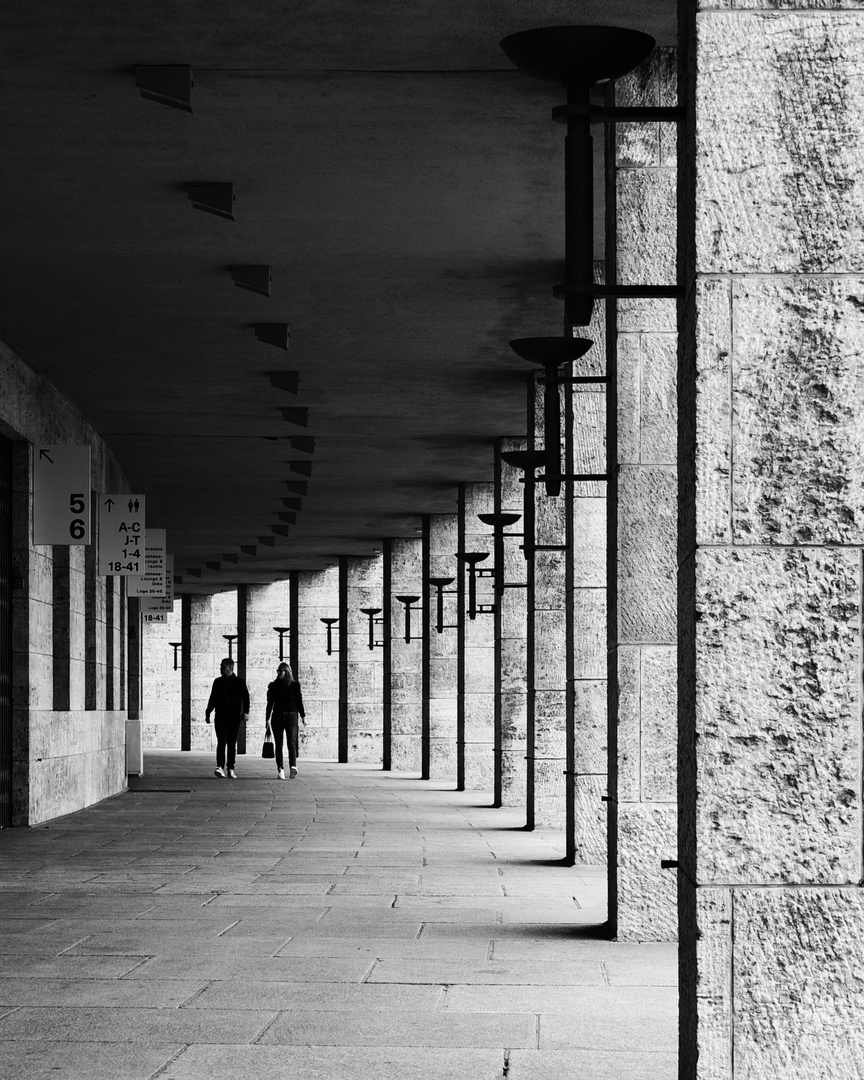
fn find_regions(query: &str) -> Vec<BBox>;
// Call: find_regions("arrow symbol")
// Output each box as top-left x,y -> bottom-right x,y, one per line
39,449 -> 54,463
104,498 -> 115,511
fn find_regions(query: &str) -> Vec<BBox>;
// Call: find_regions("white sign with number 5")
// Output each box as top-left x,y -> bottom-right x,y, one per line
33,445 -> 92,546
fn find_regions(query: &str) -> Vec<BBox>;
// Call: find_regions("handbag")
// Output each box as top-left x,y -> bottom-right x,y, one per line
262,723 -> 275,759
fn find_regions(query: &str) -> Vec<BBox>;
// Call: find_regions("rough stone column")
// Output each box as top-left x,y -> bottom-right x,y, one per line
140,600 -> 182,747
345,555 -> 383,763
610,51 -> 679,940
188,595 -> 217,752
572,280 -> 609,865
296,568 -> 340,760
461,483 -> 495,791
426,512 -> 458,781
680,9 -> 864,1074
533,375 -> 568,830
497,438 -> 528,808
389,538 -> 423,772
242,582 -> 290,752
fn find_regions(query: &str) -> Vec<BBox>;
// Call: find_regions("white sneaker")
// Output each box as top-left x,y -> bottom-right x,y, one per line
214,767 -> 225,778
227,768 -> 236,779
289,766 -> 297,779
278,768 -> 285,780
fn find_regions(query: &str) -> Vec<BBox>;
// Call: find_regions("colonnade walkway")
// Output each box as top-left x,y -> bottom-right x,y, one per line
0,751 -> 676,1079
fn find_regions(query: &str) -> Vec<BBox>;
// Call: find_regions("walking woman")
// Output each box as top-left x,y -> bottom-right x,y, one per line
265,662 -> 306,780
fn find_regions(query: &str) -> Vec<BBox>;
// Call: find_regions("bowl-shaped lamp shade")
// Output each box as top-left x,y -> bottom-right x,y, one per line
500,25 -> 656,87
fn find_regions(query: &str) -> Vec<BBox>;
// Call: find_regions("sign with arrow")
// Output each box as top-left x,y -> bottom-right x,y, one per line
98,494 -> 145,576
129,529 -> 166,597
33,445 -> 91,546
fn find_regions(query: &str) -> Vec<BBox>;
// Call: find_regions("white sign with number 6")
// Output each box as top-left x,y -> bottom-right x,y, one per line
33,445 -> 92,546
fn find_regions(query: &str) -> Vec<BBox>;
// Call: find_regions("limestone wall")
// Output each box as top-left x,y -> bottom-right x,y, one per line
612,49 -> 679,941
345,556 -> 383,763
462,484 -> 495,790
680,9 -> 864,1073
296,568 -> 340,760
497,438 -> 528,808
427,513 -> 458,780
1,337 -> 132,825
389,538 -> 422,772
140,600 -> 182,747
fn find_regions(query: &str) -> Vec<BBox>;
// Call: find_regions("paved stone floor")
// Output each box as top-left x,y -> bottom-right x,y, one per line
0,750 -> 677,1079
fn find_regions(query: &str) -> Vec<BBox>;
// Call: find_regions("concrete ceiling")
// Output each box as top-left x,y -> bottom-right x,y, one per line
1,0 -> 676,592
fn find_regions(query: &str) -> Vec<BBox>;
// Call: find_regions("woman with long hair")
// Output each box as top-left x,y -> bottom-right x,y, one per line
265,662 -> 306,779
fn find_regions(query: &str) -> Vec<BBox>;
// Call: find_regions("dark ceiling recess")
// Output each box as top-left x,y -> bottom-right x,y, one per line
288,437 -> 314,454
289,462 -> 313,477
185,182 -> 235,220
254,323 -> 289,350
268,372 -> 299,394
231,265 -> 271,297
281,408 -> 309,427
134,65 -> 193,112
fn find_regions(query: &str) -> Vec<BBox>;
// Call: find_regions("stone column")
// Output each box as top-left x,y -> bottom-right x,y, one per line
389,538 -> 422,772
572,276 -> 609,864
497,438 -> 528,809
461,483 -> 495,791
680,9 -> 864,1073
296,568 -> 340,760
243,582 -> 290,753
610,51 -> 679,940
533,375 -> 568,830
345,555 -> 383,763
140,601 -> 182,748
188,595 -> 217,752
426,512 -> 458,781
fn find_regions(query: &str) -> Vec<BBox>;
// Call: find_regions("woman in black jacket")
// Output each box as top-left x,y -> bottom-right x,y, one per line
265,662 -> 306,779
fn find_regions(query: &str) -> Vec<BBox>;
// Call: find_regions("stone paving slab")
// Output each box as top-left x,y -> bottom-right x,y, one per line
129,955 -> 376,982
508,1048 -> 677,1079
0,1040 -> 184,1080
274,937 -> 491,959
366,958 -> 606,985
163,1044 -> 506,1079
259,1007 -> 537,1047
186,981 -> 443,1011
0,1006 -> 273,1043
0,955 -> 147,978
0,978 -> 203,1008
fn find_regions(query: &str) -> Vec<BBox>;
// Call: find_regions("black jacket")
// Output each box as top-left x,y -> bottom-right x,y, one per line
266,678 -> 305,720
205,674 -> 250,720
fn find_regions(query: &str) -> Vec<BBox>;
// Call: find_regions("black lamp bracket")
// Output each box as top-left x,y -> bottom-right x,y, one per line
359,608 -> 384,651
168,642 -> 182,671
319,617 -> 339,656
551,104 -> 684,125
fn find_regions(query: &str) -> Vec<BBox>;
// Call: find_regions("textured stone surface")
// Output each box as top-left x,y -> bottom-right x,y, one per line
617,647 -> 640,803
617,466 -> 676,644
572,680 -> 606,776
696,13 -> 864,275
731,276 -> 864,543
694,277 -> 732,545
695,547 -> 860,884
572,588 -> 605,680
616,804 -> 677,942
733,888 -> 864,1075
572,499 -> 606,587
574,775 -> 607,865
618,170 -> 677,287
640,646 -> 676,803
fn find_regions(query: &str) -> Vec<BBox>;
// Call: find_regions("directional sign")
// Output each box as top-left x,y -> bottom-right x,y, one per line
98,494 -> 145,576
128,529 -> 166,597
141,556 -> 175,622
33,445 -> 91,546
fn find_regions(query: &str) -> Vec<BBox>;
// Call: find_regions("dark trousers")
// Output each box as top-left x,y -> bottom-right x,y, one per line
271,711 -> 299,769
214,715 -> 242,769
